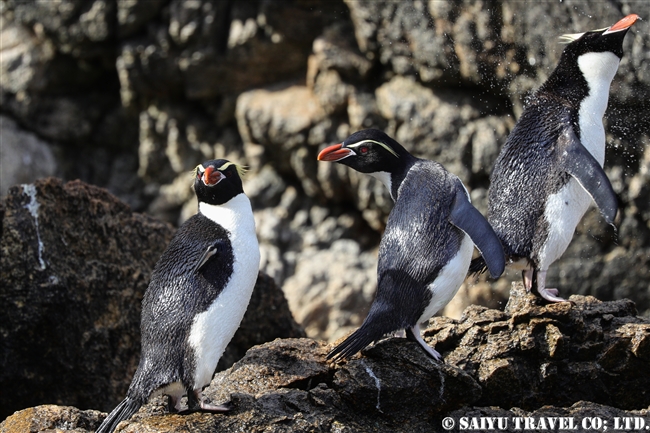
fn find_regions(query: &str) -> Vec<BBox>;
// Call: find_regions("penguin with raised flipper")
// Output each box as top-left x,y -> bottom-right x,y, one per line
318,129 -> 505,361
96,160 -> 260,433
470,14 -> 639,303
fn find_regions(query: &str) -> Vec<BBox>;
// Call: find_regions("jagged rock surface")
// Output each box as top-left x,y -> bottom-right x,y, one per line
0,178 -> 304,420
426,284 -> 650,411
2,288 -> 649,432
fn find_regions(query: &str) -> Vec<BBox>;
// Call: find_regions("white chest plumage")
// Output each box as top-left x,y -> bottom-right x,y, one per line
539,51 -> 620,270
188,194 -> 260,388
577,51 -> 620,164
369,171 -> 393,199
418,234 -> 473,324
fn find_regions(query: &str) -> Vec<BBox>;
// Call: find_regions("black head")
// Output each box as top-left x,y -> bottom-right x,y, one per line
317,129 -> 412,174
539,14 -> 639,100
558,14 -> 639,61
193,159 -> 246,205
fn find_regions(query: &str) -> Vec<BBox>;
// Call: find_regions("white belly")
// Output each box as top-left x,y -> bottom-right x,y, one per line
537,179 -> 591,271
189,195 -> 260,389
417,234 -> 473,324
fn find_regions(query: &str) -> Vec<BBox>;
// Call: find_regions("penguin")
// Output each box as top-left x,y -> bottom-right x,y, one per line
471,14 -> 639,303
96,159 -> 260,433
317,129 -> 505,361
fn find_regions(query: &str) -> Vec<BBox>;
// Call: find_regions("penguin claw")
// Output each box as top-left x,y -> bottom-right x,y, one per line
534,270 -> 571,303
186,390 -> 233,414
199,400 -> 233,413
406,325 -> 443,362
537,287 -> 568,303
176,400 -> 232,415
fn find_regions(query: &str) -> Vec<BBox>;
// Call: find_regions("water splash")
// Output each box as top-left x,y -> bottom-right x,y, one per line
23,184 -> 46,270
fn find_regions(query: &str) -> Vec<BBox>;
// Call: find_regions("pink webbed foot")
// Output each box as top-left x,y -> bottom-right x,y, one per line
535,270 -> 570,303
406,324 -> 442,362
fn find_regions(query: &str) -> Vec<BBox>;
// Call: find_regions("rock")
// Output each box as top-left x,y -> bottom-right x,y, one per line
236,83 -> 332,193
0,14 -> 56,95
375,75 -> 506,182
0,116 -> 57,197
425,282 -> 650,410
282,240 -> 377,341
5,399 -> 650,433
6,286 -> 650,432
1,338 -> 478,433
8,0 -> 116,55
0,178 -> 304,420
0,178 -> 173,420
116,0 -> 165,39
331,339 -> 481,420
0,405 -> 105,433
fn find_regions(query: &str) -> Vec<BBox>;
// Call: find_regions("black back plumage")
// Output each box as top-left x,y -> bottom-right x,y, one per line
97,159 -> 247,433
128,214 -> 233,400
485,16 -> 635,265
328,160 -> 466,360
321,129 -> 505,360
487,97 -> 572,260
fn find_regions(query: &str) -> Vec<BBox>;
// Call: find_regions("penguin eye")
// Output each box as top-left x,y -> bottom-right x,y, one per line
359,146 -> 369,154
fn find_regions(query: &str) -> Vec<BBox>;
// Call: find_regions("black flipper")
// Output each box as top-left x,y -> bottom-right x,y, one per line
193,239 -> 227,273
558,127 -> 618,225
95,396 -> 143,433
449,183 -> 505,279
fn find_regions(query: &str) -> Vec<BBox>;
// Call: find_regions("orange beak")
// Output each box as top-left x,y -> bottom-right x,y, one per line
202,166 -> 225,186
317,143 -> 354,162
606,14 -> 640,33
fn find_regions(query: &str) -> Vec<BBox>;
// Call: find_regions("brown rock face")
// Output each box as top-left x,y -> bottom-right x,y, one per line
0,178 -> 304,420
1,178 -> 174,419
426,283 -> 650,410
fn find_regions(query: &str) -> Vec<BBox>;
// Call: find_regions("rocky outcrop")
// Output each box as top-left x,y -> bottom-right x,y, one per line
2,286 -> 649,432
0,178 -> 304,420
427,284 -> 650,410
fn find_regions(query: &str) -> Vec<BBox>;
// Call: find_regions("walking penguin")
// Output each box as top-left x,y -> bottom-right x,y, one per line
471,14 -> 639,302
96,159 -> 260,433
318,129 -> 505,361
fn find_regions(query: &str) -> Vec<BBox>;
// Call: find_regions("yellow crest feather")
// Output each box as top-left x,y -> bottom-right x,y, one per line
218,161 -> 248,178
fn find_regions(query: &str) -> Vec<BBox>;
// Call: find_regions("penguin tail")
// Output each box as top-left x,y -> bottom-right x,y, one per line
327,322 -> 385,362
95,396 -> 143,433
468,256 -> 488,276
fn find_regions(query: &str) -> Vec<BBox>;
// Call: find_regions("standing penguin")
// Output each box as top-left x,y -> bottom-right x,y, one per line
472,14 -> 639,303
318,129 -> 505,361
96,160 -> 260,433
